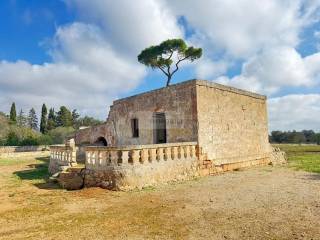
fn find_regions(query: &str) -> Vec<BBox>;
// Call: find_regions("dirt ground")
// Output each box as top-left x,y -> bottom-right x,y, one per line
0,158 -> 320,240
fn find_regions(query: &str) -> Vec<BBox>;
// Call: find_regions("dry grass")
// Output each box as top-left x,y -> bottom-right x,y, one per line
0,156 -> 320,239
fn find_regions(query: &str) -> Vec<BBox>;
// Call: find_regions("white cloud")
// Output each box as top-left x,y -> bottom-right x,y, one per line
65,0 -> 183,56
169,0 -> 320,58
195,58 -> 228,79
215,46 -> 320,94
268,94 -> 320,131
1,1 -> 185,118
0,23 -> 146,118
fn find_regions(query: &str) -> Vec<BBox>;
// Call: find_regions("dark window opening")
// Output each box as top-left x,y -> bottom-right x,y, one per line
154,113 -> 167,144
131,118 -> 139,138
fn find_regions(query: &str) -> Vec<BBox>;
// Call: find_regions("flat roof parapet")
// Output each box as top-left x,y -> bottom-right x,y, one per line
114,79 -> 266,105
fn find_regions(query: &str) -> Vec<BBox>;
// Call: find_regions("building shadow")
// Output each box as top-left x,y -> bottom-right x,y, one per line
305,174 -> 320,181
13,157 -> 61,190
300,173 -> 320,181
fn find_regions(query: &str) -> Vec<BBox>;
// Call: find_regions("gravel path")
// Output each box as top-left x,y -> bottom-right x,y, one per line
0,163 -> 319,240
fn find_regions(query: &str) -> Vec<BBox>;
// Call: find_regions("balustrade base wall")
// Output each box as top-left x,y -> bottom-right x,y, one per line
84,157 -> 198,190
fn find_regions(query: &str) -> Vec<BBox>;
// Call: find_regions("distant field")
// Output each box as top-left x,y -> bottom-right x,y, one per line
274,144 -> 320,173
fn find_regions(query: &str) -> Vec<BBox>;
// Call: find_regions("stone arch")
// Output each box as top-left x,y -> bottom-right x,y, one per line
94,136 -> 108,146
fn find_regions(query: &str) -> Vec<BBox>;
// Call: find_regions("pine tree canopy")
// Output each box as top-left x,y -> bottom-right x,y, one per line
138,39 -> 202,86
56,106 -> 73,127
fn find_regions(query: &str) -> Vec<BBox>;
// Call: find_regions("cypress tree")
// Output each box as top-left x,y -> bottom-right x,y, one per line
47,108 -> 56,131
40,104 -> 48,134
9,103 -> 17,124
17,109 -> 27,127
28,108 -> 38,130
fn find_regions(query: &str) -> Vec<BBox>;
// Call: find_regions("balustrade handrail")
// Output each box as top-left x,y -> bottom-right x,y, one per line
85,142 -> 198,168
85,142 -> 197,151
50,145 -> 74,150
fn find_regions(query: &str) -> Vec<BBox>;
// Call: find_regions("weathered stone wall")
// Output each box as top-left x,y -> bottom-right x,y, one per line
84,142 -> 198,190
0,145 -> 48,153
0,151 -> 50,159
195,80 -> 271,165
0,145 -> 49,159
106,81 -> 198,146
74,124 -> 114,146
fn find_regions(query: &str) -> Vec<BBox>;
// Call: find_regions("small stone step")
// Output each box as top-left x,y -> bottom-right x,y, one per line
48,172 -> 60,183
57,170 -> 84,190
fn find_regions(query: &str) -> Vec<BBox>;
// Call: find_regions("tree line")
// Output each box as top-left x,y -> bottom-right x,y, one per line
270,130 -> 320,145
9,103 -> 102,132
0,103 -> 103,146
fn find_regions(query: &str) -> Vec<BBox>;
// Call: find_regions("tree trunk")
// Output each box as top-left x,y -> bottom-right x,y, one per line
166,75 -> 172,87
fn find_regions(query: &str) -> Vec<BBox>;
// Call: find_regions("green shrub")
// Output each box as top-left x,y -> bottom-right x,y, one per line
19,136 -> 39,146
48,127 -> 75,144
37,134 -> 53,145
5,131 -> 20,146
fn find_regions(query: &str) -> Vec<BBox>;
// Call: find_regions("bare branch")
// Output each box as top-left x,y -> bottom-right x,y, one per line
157,66 -> 169,76
165,50 -> 174,61
171,55 -> 191,76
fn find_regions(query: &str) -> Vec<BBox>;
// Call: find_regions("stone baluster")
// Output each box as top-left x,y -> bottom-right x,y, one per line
149,148 -> 157,163
65,150 -> 69,162
104,151 -> 110,165
102,151 -> 108,166
184,146 -> 190,159
140,149 -> 149,164
92,151 -> 97,165
70,150 -> 74,163
180,146 -> 185,160
164,147 -> 172,161
178,146 -> 183,159
110,150 -> 118,165
130,149 -> 140,165
121,150 -> 129,165
98,151 -> 103,166
71,150 -> 77,164
172,146 -> 178,160
86,151 -> 91,165
190,145 -> 196,159
66,150 -> 70,163
157,148 -> 164,161
61,151 -> 65,163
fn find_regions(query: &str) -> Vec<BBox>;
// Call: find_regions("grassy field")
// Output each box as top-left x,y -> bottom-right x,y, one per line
0,146 -> 319,239
274,144 -> 320,173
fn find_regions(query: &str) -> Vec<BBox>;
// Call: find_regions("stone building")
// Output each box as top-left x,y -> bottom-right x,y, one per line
49,79 -> 286,190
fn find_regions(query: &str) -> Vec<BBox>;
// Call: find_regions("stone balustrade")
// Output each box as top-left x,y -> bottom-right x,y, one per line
49,145 -> 77,174
85,142 -> 198,170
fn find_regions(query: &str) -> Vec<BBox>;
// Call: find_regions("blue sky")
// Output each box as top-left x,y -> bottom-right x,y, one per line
0,0 -> 319,131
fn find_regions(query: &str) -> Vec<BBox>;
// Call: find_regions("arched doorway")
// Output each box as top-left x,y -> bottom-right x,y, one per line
94,137 -> 108,146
